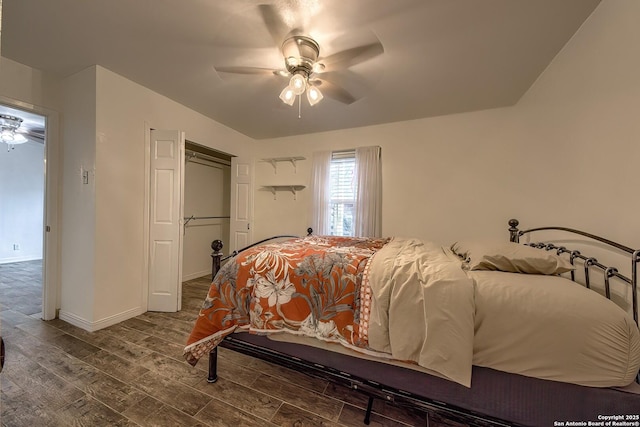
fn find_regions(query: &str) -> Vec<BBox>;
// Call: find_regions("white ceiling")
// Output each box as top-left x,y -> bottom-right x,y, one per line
1,0 -> 601,140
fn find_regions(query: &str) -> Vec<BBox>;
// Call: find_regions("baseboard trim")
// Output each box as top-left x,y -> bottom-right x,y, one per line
0,256 -> 43,265
59,306 -> 145,332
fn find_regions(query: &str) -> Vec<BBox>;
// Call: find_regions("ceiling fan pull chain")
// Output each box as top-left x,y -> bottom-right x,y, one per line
298,95 -> 302,119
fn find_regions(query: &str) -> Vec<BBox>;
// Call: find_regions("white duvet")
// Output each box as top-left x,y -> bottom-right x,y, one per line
366,238 -> 640,388
367,238 -> 476,387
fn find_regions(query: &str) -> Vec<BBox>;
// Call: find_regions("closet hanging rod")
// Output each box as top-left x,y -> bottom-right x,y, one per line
184,215 -> 231,220
184,215 -> 231,226
185,150 -> 231,166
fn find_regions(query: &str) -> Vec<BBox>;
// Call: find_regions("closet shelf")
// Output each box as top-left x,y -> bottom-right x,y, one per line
262,185 -> 306,200
261,156 -> 306,174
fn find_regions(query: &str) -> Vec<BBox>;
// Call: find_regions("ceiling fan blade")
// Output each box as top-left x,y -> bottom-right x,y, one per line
258,4 -> 290,46
25,131 -> 45,140
313,79 -> 358,105
14,130 -> 44,144
319,41 -> 384,71
215,66 -> 281,76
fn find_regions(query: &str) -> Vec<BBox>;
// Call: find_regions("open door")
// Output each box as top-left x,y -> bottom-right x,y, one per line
229,157 -> 253,253
0,100 -> 58,321
148,129 -> 184,312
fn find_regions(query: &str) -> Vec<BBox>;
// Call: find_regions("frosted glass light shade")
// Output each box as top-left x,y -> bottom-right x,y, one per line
290,73 -> 307,95
279,86 -> 296,106
0,130 -> 27,144
1,129 -> 15,141
307,86 -> 323,106
13,134 -> 28,144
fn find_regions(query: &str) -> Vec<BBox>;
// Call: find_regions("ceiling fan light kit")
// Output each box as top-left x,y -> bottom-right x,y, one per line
0,114 -> 28,150
278,36 -> 324,108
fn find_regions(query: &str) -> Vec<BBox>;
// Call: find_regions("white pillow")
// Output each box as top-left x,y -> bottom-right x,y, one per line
451,240 -> 574,275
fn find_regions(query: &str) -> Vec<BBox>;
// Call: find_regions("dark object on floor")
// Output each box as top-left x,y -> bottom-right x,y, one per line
1,336 -> 5,372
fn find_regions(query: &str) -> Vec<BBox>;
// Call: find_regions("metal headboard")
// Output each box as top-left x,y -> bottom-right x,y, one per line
508,219 -> 640,327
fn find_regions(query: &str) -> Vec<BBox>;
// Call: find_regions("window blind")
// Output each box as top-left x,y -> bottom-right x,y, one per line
329,151 -> 356,236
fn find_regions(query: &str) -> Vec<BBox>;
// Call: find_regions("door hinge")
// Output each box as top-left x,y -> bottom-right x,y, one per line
45,226 -> 51,232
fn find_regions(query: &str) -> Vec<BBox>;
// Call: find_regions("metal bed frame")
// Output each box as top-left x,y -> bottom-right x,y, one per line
200,219 -> 640,426
508,218 -> 639,327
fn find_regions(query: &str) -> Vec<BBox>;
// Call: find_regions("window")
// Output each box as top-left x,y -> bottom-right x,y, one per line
329,151 -> 356,236
311,146 -> 381,237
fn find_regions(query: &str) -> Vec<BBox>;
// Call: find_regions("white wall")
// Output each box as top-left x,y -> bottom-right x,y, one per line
253,105 -> 518,245
252,0 -> 640,249
0,140 -> 44,263
254,155 -> 313,240
509,0 -> 640,246
0,57 -> 62,112
60,66 -> 98,324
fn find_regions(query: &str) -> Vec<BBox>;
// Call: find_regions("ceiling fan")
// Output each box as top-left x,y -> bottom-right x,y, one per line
214,4 -> 385,108
0,114 -> 45,150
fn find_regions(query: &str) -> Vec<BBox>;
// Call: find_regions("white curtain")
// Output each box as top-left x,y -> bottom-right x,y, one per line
310,150 -> 332,235
354,146 -> 382,237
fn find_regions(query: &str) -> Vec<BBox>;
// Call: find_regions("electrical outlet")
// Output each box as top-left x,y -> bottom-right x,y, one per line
13,244 -> 20,251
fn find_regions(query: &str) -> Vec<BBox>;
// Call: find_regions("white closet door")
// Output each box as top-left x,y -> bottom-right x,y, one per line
229,157 -> 253,253
148,129 -> 184,312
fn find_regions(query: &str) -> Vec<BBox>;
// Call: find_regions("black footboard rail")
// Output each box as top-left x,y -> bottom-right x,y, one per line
508,218 -> 639,328
210,228 -> 313,278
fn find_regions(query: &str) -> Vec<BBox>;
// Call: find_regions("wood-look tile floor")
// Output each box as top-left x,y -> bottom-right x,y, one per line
0,260 -> 469,427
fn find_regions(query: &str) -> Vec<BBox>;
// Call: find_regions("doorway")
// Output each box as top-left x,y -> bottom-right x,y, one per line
182,141 -> 232,282
0,103 -> 47,318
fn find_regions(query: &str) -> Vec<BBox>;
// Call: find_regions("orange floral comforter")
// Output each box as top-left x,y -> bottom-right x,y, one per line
184,235 -> 390,366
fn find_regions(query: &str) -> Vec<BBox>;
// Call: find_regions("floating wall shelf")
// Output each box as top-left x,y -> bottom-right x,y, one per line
262,185 -> 306,200
261,157 -> 306,174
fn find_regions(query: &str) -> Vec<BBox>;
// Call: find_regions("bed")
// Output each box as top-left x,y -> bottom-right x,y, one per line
184,219 -> 640,426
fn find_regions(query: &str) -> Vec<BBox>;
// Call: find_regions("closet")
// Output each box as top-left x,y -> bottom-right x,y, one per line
182,141 -> 231,281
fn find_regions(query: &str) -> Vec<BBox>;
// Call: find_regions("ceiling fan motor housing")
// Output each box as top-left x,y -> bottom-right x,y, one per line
0,114 -> 24,130
282,36 -> 320,76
